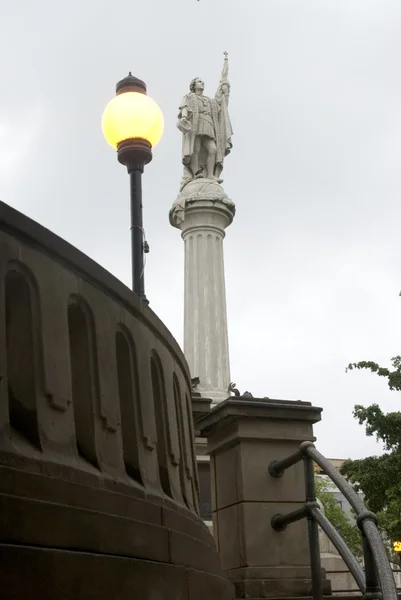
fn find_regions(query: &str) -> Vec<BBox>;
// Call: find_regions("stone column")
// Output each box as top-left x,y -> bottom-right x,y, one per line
198,397 -> 331,600
170,180 -> 235,404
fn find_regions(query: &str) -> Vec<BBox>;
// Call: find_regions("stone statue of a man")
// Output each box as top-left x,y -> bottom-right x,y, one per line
177,53 -> 233,188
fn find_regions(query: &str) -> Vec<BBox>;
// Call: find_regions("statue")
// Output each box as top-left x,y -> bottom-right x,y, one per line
177,52 -> 233,189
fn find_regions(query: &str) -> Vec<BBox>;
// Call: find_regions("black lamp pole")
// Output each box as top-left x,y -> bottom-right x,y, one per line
115,73 -> 153,302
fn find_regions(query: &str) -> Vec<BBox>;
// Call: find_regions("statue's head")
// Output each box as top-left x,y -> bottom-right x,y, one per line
189,78 -> 204,93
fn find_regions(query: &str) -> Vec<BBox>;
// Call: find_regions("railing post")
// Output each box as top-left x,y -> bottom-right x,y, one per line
304,455 -> 324,600
361,530 -> 381,600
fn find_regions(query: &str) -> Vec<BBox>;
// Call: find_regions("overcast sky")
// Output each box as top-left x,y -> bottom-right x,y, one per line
1,1 -> 401,460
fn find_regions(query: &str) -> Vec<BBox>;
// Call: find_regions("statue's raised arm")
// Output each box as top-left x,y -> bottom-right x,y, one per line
215,52 -> 233,174
216,51 -> 230,101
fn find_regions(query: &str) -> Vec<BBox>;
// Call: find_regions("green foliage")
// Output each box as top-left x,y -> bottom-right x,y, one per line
346,356 -> 401,392
315,476 -> 363,560
344,358 -> 401,560
340,433 -> 401,544
350,404 -> 401,452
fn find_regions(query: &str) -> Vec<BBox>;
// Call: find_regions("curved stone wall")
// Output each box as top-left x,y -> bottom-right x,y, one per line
0,201 -> 234,600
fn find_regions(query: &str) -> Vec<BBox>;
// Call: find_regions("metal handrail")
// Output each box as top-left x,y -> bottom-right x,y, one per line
310,504 -> 365,592
268,442 -> 398,600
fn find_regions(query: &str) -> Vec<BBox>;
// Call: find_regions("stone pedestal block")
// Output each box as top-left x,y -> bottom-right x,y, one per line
199,397 -> 332,599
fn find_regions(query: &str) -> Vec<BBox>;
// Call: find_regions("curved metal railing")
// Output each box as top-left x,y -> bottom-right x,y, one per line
268,441 -> 398,600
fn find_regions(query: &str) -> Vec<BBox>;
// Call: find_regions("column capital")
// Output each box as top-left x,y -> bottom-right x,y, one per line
169,179 -> 235,231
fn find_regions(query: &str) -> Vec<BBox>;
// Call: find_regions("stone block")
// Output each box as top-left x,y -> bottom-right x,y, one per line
227,566 -> 331,598
214,503 -> 244,570
226,566 -> 313,580
168,529 -> 221,574
187,567 -> 235,600
234,575 -> 327,599
0,464 -> 157,522
215,501 -> 311,570
191,394 -> 212,425
242,501 -> 310,567
214,443 -> 239,510
0,544 -> 188,600
0,494 -> 170,563
212,437 -> 308,510
162,505 -> 215,548
238,439 -> 307,504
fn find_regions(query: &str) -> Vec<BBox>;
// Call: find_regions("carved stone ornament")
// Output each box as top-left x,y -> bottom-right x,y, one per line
169,178 -> 235,228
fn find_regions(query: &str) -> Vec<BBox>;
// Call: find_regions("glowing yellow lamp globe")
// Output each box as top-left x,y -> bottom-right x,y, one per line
394,541 -> 401,553
102,92 -> 164,149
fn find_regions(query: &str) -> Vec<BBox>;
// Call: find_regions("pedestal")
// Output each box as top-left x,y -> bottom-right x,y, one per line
198,397 -> 332,599
170,179 -> 235,404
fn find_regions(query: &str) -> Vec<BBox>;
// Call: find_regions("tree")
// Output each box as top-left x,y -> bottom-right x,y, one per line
346,356 -> 401,393
315,476 -> 363,560
343,357 -> 401,564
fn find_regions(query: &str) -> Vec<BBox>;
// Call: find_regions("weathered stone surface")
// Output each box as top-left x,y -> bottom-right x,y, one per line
0,544 -> 236,600
0,494 -> 170,562
242,501 -> 310,567
171,192 -> 234,404
214,503 -> 244,570
234,574 -> 331,599
226,566 -> 313,580
0,201 -> 232,599
0,464 -> 156,520
187,567 -> 236,600
0,545 -> 188,600
169,529 -> 222,574
214,443 -> 239,509
162,504 -> 215,548
191,394 -> 212,427
200,397 -> 331,599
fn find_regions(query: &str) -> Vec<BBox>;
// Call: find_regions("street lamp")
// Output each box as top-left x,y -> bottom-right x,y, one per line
394,541 -> 401,553
102,73 -> 164,301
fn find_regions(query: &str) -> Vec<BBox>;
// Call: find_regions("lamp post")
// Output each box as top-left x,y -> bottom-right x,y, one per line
102,73 -> 164,301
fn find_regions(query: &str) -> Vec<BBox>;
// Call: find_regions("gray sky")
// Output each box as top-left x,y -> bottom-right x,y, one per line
2,0 -> 401,460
